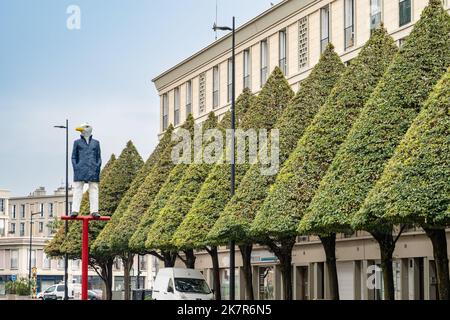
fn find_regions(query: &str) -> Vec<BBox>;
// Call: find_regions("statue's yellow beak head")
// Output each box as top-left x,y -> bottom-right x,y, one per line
75,127 -> 85,133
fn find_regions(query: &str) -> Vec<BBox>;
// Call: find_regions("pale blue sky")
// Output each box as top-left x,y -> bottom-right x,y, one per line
0,0 -> 279,196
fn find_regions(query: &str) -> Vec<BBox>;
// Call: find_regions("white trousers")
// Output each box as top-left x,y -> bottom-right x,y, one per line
72,181 -> 99,213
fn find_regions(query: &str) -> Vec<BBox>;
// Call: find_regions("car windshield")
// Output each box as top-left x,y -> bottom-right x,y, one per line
174,278 -> 211,294
45,286 -> 55,293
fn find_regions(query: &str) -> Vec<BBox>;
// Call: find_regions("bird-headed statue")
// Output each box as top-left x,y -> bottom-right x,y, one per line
71,123 -> 102,219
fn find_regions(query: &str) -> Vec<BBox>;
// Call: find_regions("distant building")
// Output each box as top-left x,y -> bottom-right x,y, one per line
0,186 -> 158,297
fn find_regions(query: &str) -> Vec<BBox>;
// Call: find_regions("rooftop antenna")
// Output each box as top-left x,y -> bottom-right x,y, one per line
215,0 -> 218,40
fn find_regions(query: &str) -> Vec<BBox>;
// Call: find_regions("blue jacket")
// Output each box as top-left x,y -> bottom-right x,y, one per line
71,136 -> 102,182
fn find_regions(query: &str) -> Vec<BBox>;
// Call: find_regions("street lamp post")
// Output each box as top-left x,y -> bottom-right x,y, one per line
28,211 -> 42,283
54,119 -> 69,300
213,16 -> 236,301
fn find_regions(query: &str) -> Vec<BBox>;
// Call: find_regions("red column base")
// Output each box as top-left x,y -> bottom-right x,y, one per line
61,215 -> 111,300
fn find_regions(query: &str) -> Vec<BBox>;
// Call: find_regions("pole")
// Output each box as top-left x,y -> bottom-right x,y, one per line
229,16 -> 236,301
64,119 -> 69,300
61,215 -> 110,300
81,218 -> 89,300
29,214 -> 33,282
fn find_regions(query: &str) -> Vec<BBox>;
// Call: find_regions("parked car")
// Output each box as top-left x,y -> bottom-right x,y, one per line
152,268 -> 214,300
40,283 -> 75,300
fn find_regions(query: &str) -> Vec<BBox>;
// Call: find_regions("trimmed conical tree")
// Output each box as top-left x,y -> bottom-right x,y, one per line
62,141 -> 143,300
300,1 -> 450,300
173,68 -> 293,300
44,154 -> 117,258
357,69 -> 450,299
106,116 -> 195,299
92,125 -> 176,301
92,125 -> 175,258
207,45 -> 344,300
255,27 -> 398,300
168,89 -> 256,299
145,113 -> 219,262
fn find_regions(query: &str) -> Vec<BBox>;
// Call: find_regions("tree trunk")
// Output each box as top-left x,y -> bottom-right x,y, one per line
319,234 -> 339,300
265,238 -> 295,300
371,230 -> 396,300
423,227 -> 450,300
239,244 -> 254,300
207,246 -> 222,300
162,251 -> 177,267
183,249 -> 196,269
101,259 -> 113,300
122,253 -> 134,301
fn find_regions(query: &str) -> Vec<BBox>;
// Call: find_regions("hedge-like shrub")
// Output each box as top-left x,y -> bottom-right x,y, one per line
356,69 -> 450,229
92,125 -> 175,256
208,45 -> 344,244
109,116 -> 195,255
300,2 -> 450,235
172,68 -> 293,249
145,113 -> 219,250
253,27 -> 398,239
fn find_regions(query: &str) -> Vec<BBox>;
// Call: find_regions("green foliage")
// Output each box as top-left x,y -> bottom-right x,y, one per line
172,68 -> 294,249
133,112 -> 236,252
6,278 -> 31,296
145,113 -> 219,251
208,45 -> 344,244
253,27 -> 398,239
45,154 -> 117,258
300,2 -> 450,235
356,69 -> 450,229
92,126 -> 175,256
110,115 -> 195,255
61,141 -> 143,257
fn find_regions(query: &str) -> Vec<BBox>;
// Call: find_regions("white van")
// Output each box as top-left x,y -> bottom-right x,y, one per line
152,268 -> 214,300
39,283 -> 77,300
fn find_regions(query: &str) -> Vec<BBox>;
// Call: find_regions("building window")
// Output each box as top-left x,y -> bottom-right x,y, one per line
227,59 -> 232,103
344,0 -> 355,49
199,72 -> 206,113
174,87 -> 180,126
298,16 -> 309,70
162,94 -> 169,131
320,5 -> 330,53
20,204 -> 25,219
71,259 -> 80,271
10,250 -> 18,269
69,202 -> 72,213
370,0 -> 383,31
28,249 -> 36,268
139,255 -> 147,270
48,203 -> 54,218
0,219 -> 4,236
0,199 -> 4,213
398,37 -> 406,47
20,222 -> 25,236
38,222 -> 44,233
39,203 -> 44,217
186,80 -> 192,117
57,259 -> 65,270
279,29 -> 287,75
213,65 -> 219,109
399,0 -> 412,27
260,39 -> 269,86
11,205 -> 16,219
10,223 -> 16,234
43,254 -> 51,269
243,49 -> 251,89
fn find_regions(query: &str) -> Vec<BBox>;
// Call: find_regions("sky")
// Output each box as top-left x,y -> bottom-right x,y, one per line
0,0 -> 279,196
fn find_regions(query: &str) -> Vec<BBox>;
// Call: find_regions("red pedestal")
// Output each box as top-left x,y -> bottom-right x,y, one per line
61,215 -> 110,300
